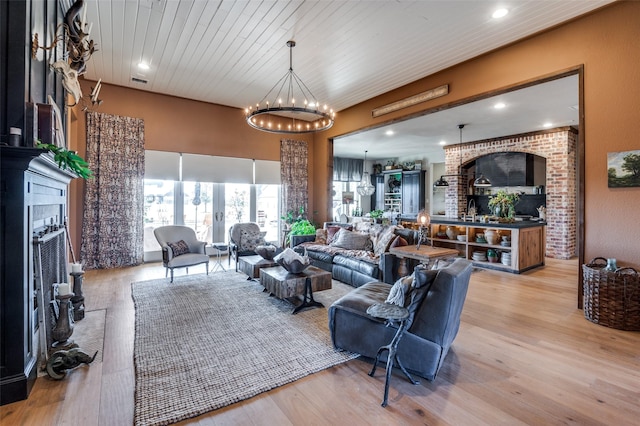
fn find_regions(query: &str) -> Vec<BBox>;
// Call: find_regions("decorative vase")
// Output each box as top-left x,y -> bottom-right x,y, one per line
487,249 -> 499,263
485,229 -> 499,245
605,258 -> 618,272
446,226 -> 459,240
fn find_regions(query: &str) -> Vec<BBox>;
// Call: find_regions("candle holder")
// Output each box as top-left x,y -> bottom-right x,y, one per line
71,271 -> 85,321
52,293 -> 75,348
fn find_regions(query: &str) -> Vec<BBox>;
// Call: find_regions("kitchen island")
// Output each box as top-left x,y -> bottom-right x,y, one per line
427,218 -> 546,273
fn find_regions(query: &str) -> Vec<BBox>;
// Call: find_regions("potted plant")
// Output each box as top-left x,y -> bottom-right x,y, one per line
287,219 -> 316,247
369,209 -> 384,223
37,142 -> 93,179
487,190 -> 519,219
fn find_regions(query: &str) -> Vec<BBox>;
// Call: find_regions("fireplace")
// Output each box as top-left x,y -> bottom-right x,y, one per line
1,147 -> 75,405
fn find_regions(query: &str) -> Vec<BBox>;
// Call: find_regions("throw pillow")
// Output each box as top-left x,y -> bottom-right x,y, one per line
385,275 -> 414,307
240,229 -> 266,252
405,266 -> 438,328
373,226 -> 397,257
431,258 -> 456,270
167,240 -> 190,257
326,225 -> 351,245
329,228 -> 371,251
314,228 -> 328,245
389,236 -> 408,249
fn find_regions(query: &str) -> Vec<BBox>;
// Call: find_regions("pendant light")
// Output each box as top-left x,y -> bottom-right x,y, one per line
357,151 -> 375,196
465,124 -> 491,187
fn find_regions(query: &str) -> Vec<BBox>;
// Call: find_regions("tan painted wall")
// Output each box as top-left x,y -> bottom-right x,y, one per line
70,2 -> 640,270
313,1 -> 640,269
68,82 -> 313,255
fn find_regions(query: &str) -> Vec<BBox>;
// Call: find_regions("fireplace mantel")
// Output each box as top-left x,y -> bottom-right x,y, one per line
0,146 -> 76,405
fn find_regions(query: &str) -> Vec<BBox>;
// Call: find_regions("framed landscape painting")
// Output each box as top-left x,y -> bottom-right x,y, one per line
608,149 -> 640,187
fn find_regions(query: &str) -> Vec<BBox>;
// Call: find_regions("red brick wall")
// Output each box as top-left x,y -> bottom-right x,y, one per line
443,127 -> 577,259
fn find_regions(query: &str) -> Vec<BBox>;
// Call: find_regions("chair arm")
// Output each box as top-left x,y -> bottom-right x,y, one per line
196,240 -> 207,254
162,246 -> 173,263
290,234 -> 315,248
380,253 -> 396,284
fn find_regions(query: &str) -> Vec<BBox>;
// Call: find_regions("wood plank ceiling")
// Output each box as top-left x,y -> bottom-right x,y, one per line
80,0 -> 613,116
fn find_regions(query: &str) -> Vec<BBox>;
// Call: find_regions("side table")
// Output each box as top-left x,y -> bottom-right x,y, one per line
211,243 -> 228,272
366,303 -> 419,407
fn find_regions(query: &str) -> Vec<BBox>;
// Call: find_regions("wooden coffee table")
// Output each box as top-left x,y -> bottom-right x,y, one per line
259,265 -> 332,314
389,245 -> 459,276
238,255 -> 278,280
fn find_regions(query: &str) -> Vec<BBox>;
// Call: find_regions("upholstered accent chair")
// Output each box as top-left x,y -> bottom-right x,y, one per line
153,225 -> 210,282
228,222 -> 265,271
328,258 -> 473,381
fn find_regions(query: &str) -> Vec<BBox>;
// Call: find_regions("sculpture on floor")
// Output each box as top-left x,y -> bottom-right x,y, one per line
46,347 -> 98,380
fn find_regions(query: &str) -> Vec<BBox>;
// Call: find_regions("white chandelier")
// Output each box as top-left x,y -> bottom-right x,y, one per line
357,151 -> 375,196
245,41 -> 335,134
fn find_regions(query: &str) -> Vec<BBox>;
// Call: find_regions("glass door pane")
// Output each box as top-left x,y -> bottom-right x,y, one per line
256,184 -> 280,243
225,184 -> 251,225
183,181 -> 214,242
143,179 -> 175,254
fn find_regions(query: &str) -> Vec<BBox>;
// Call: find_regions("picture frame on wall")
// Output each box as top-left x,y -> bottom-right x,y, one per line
48,95 -> 66,150
342,191 -> 354,205
607,149 -> 640,188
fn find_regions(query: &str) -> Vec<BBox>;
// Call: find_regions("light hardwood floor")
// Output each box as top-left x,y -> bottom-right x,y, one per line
2,257 -> 639,425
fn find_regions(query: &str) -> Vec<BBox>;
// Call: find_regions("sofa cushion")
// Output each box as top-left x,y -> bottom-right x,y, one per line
167,240 -> 190,257
240,229 -> 266,252
330,228 -> 371,251
333,254 -> 379,277
307,250 -> 334,264
331,281 -> 391,314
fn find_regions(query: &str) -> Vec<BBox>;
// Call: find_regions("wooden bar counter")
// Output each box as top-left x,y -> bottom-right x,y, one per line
428,218 -> 546,273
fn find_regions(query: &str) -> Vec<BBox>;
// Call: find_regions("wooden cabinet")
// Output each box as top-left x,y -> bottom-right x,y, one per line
428,221 -> 545,273
378,169 -> 425,216
371,174 -> 385,210
401,170 -> 425,216
383,170 -> 402,213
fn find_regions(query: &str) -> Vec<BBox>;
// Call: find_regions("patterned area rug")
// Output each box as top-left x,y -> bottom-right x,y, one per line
131,271 -> 357,426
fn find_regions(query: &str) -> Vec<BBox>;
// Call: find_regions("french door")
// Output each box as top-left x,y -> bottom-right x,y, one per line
143,180 -> 278,261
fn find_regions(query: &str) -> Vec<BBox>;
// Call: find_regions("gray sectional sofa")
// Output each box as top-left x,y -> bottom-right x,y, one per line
291,221 -> 417,287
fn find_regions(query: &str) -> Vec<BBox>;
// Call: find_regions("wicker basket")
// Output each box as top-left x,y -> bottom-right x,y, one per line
582,257 -> 640,331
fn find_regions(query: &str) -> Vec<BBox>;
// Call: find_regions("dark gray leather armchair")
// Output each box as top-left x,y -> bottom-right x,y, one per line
154,225 -> 209,282
328,258 -> 472,381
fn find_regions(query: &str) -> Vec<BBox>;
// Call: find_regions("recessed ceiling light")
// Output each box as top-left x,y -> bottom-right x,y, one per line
492,8 -> 509,19
385,130 -> 394,136
439,140 -> 447,145
543,122 -> 553,128
138,62 -> 150,70
494,102 -> 506,109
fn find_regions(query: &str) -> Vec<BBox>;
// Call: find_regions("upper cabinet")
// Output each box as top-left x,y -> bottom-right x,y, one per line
401,170 -> 425,216
476,153 -> 546,187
